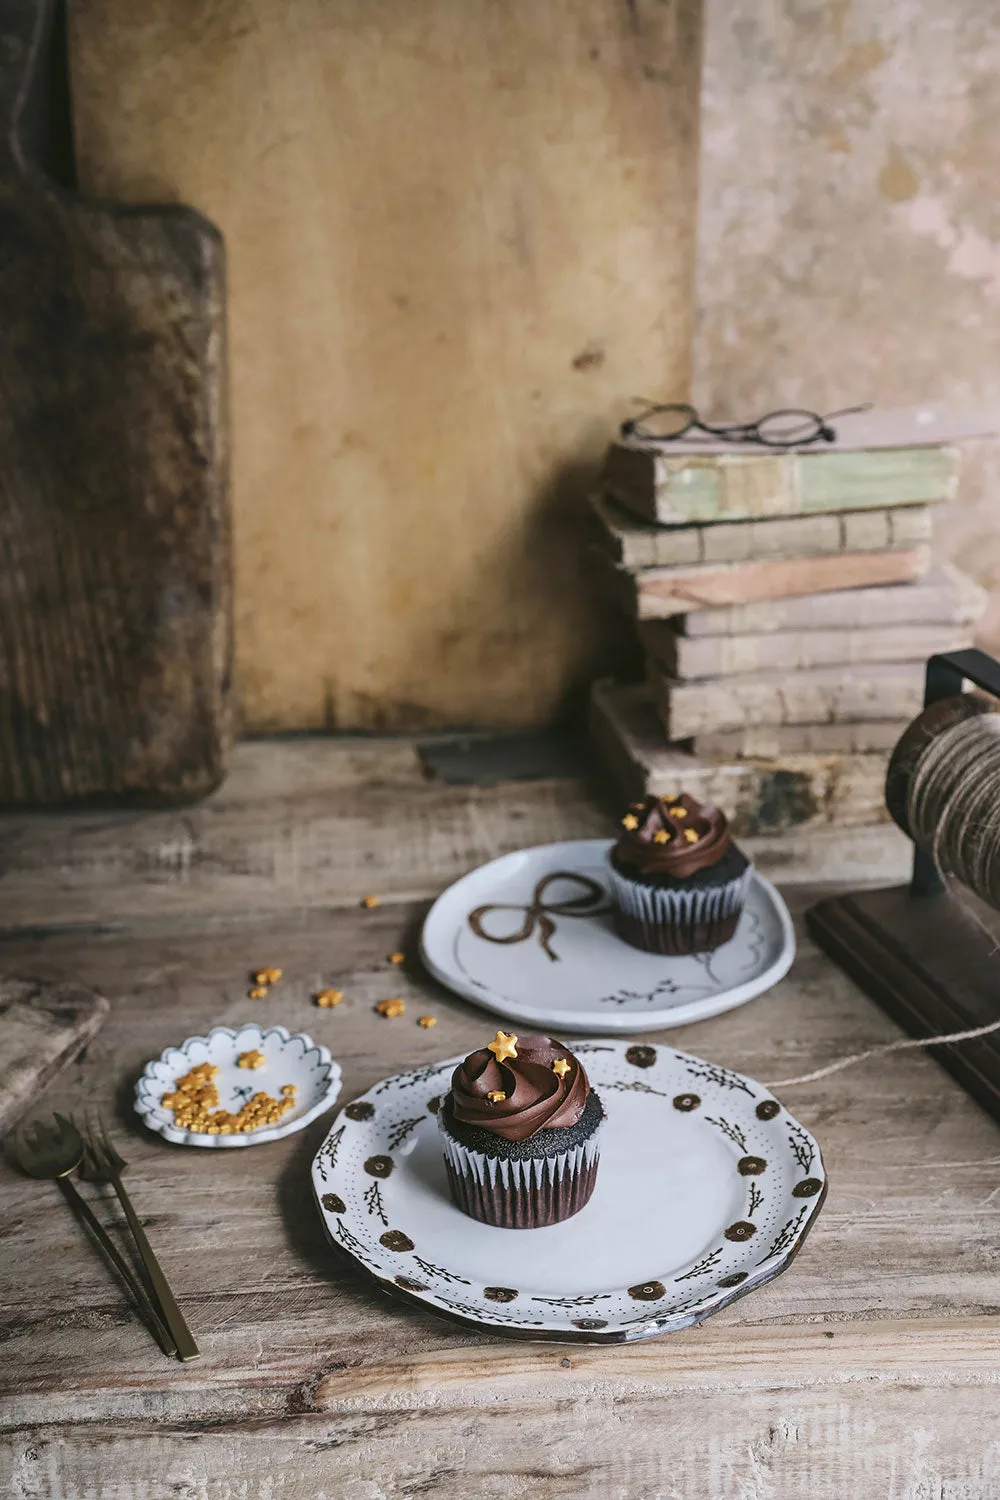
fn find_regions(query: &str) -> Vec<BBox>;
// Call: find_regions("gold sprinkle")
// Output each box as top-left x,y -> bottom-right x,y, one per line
683,828 -> 698,843
237,1049 -> 267,1070
249,986 -> 268,1000
673,806 -> 688,818
254,966 -> 283,985
621,813 -> 639,830
375,998 -> 406,1018
653,829 -> 670,844
361,895 -> 380,909
552,1058 -> 571,1079
486,1090 -> 507,1105
388,951 -> 405,965
281,1084 -> 297,1096
487,1030 -> 518,1063
316,988 -> 344,1008
417,1015 -> 437,1028
161,1063 -> 299,1136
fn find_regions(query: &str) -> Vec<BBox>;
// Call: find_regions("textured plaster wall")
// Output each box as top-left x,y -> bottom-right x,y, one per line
694,0 -> 1000,636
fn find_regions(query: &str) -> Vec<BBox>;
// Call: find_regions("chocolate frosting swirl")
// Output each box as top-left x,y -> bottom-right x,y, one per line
613,793 -> 732,879
449,1033 -> 590,1142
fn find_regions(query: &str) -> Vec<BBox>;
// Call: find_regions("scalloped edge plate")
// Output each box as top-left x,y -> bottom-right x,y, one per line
311,1041 -> 826,1343
136,1024 -> 342,1147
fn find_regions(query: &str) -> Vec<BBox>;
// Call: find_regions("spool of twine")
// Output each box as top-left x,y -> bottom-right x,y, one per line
770,697 -> 1000,1089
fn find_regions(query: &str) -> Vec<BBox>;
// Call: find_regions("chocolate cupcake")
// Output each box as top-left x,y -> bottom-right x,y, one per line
607,793 -> 752,955
439,1031 -> 604,1229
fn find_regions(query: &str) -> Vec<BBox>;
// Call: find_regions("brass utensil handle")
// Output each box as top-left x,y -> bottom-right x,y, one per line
56,1176 -> 176,1358
109,1173 -> 200,1362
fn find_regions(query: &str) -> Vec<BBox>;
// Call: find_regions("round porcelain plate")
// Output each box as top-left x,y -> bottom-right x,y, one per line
419,839 -> 795,1032
312,1042 -> 826,1343
136,1024 -> 342,1147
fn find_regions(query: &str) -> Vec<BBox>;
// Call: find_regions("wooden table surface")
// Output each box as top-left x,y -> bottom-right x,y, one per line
2,739 -> 999,1498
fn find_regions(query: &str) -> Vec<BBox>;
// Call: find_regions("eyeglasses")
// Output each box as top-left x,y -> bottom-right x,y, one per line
620,402 -> 872,448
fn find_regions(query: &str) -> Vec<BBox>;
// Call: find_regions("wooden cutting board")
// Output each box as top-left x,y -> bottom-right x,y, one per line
0,975 -> 109,1135
0,0 -> 231,805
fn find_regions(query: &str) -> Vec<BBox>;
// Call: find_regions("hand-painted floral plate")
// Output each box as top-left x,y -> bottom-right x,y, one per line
312,1042 -> 826,1343
419,839 -> 794,1031
136,1024 -> 342,1147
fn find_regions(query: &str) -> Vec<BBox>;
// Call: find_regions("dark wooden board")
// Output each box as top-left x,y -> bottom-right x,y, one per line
807,885 -> 1000,1123
0,0 -> 230,806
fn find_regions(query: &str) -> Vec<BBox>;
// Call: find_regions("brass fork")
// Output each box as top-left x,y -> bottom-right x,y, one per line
14,1116 -> 176,1357
73,1110 -> 200,1362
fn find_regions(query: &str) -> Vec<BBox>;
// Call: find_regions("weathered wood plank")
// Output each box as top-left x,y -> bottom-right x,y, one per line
0,0 -> 231,805
1,741 -> 998,1495
693,721 -> 909,758
0,975 -> 108,1134
593,493 -> 932,569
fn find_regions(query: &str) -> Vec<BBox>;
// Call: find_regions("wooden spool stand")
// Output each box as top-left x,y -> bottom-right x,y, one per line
807,648 -> 1000,1123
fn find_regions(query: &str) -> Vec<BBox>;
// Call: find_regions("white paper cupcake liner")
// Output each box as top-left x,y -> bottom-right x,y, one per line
438,1118 -> 603,1194
605,850 -> 753,935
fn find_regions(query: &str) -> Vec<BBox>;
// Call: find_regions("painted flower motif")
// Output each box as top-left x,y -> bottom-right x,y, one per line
717,1272 -> 748,1288
793,1177 -> 823,1198
573,1317 -> 608,1330
346,1101 -> 375,1121
483,1287 -> 518,1303
321,1192 -> 346,1213
724,1221 -> 757,1242
364,1155 -> 394,1178
626,1045 -> 657,1069
628,1281 -> 666,1301
738,1156 -> 767,1176
756,1100 -> 780,1120
426,1095 -> 442,1114
673,1093 -> 701,1112
380,1230 -> 414,1252
395,1275 -> 428,1292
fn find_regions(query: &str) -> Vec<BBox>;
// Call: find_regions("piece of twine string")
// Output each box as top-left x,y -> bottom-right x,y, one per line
768,712 -> 1000,1089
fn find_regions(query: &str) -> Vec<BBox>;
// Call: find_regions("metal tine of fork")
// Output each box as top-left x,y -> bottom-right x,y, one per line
97,1109 -> 125,1171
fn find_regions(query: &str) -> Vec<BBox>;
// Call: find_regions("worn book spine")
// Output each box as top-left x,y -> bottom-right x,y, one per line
602,441 -> 960,525
641,620 -> 974,680
591,494 -> 933,571
674,563 -> 986,636
611,546 -> 932,619
588,679 -> 890,834
648,660 -> 927,739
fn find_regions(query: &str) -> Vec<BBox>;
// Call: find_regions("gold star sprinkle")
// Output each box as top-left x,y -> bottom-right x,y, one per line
375,998 -> 406,1018
249,986 -> 268,1000
487,1030 -> 518,1063
486,1090 -> 507,1105
237,1049 -> 267,1070
673,806 -> 688,818
417,1015 -> 437,1028
254,967 -> 282,985
552,1058 -> 571,1079
653,829 -> 670,844
388,952 -> 405,965
361,895 -> 380,909
621,813 -> 639,830
315,988 -> 343,1008
683,828 -> 698,843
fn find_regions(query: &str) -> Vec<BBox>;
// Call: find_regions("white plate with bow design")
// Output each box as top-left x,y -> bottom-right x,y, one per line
419,839 -> 795,1032
312,1041 -> 826,1343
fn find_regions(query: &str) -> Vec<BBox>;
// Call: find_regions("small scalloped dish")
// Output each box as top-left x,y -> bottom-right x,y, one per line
135,1024 -> 342,1148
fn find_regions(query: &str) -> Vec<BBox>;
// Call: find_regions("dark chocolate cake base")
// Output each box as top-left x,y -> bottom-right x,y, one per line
443,1152 -> 599,1229
612,907 -> 741,956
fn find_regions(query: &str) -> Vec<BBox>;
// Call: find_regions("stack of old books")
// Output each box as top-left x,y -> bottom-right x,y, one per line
589,405 -> 988,840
